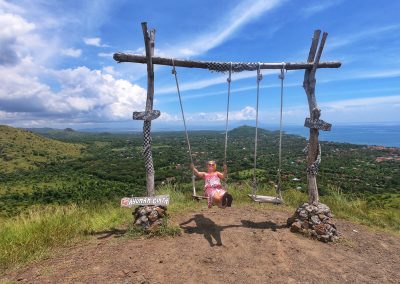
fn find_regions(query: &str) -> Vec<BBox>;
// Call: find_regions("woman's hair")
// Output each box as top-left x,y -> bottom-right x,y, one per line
207,160 -> 217,170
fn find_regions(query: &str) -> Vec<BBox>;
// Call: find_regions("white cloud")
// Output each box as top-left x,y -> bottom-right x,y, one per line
328,25 -> 400,51
163,0 -> 283,57
61,48 -> 82,57
302,0 -> 343,17
182,106 -> 257,122
271,95 -> 400,124
98,52 -> 114,58
157,69 -> 278,96
0,64 -> 147,124
322,95 -> 400,110
0,0 -> 25,14
83,37 -> 108,47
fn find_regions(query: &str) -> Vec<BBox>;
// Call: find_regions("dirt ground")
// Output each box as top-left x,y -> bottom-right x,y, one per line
2,206 -> 400,283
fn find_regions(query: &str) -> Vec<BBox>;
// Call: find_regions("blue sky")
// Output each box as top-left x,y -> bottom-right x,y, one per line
1,0 -> 400,130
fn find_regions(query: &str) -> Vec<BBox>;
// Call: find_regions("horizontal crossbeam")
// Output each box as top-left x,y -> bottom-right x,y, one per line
113,53 -> 341,72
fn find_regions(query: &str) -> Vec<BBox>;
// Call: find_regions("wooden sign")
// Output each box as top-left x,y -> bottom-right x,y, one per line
121,195 -> 169,207
304,118 -> 332,131
132,110 -> 161,121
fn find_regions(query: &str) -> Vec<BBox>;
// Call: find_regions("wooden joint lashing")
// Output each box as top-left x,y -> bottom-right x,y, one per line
304,118 -> 332,131
132,110 -> 161,121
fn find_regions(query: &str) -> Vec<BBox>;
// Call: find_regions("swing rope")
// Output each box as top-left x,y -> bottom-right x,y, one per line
223,62 -> 232,186
276,63 -> 286,200
172,59 -> 232,197
172,59 -> 196,196
252,63 -> 263,197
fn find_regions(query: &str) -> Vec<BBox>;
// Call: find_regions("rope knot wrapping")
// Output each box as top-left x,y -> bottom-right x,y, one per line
257,63 -> 263,82
171,58 -> 177,75
279,62 -> 286,80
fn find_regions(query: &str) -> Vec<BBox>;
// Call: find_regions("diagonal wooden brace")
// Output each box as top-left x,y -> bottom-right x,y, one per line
304,118 -> 331,131
132,110 -> 161,121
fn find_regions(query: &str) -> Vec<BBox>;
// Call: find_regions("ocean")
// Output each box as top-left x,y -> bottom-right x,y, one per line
277,124 -> 400,148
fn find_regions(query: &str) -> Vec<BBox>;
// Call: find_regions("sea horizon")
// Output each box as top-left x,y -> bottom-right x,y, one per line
21,122 -> 400,148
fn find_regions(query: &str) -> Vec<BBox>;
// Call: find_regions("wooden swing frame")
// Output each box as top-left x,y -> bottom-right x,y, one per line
114,22 -> 341,206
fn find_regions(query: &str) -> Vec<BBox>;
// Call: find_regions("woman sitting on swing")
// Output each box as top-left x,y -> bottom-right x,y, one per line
191,161 -> 233,209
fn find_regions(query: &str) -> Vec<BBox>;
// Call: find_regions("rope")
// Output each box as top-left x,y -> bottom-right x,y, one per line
207,61 -> 259,73
252,63 -> 263,197
276,63 -> 286,200
172,59 -> 196,196
223,63 -> 232,186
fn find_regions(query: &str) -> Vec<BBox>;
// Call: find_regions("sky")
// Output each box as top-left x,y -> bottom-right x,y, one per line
1,0 -> 400,131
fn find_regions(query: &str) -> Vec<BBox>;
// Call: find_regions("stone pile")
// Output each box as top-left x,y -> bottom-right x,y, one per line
133,205 -> 167,232
287,202 -> 338,242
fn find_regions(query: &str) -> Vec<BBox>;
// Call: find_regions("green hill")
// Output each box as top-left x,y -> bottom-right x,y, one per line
0,125 -> 84,173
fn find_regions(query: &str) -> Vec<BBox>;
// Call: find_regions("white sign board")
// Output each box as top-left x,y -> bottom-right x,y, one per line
120,195 -> 170,208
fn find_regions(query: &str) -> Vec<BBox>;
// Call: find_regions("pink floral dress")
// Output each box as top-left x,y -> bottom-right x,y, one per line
203,172 -> 226,208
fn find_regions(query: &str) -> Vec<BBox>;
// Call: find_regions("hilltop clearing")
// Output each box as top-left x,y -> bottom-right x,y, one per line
2,206 -> 399,283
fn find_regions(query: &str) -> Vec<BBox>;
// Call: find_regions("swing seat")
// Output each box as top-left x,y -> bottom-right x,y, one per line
248,194 -> 284,204
192,195 -> 207,201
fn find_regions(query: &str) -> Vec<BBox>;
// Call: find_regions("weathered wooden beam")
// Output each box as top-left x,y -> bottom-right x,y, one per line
303,30 -> 327,206
113,53 -> 341,70
141,22 -> 156,197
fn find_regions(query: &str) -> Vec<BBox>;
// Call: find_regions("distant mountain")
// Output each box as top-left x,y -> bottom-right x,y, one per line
0,125 -> 84,173
228,125 -> 274,138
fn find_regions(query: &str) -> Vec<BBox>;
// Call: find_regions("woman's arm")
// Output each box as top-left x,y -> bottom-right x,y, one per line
217,164 -> 228,180
191,163 -> 205,178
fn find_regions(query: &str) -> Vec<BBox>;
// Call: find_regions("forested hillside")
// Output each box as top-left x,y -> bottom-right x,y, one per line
0,125 -> 399,217
0,125 -> 84,173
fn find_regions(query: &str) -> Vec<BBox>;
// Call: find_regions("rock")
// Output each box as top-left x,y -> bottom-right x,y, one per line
305,205 -> 314,213
314,223 -> 327,235
310,215 -> 321,225
145,206 -> 153,214
318,214 -> 326,221
317,234 -> 330,243
290,221 -> 302,233
155,206 -> 165,216
140,215 -> 149,223
148,211 -> 158,222
298,210 -> 308,220
138,207 -> 147,216
301,220 -> 310,230
286,216 -> 296,226
326,219 -> 336,226
147,219 -> 163,232
316,203 -> 330,214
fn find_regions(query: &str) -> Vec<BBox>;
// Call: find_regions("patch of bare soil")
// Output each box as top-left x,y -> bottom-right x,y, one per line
2,206 -> 399,283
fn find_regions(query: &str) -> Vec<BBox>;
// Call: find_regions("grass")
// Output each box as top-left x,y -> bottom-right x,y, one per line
0,182 -> 399,273
0,125 -> 84,173
0,204 -> 130,271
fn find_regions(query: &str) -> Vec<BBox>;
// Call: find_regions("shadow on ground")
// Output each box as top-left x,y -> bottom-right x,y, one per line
180,214 -> 287,246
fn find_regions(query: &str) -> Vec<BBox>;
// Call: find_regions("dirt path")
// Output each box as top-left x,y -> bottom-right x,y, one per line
2,206 -> 400,283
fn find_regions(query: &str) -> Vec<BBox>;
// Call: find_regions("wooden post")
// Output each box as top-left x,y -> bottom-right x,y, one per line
142,22 -> 156,197
303,30 -> 328,205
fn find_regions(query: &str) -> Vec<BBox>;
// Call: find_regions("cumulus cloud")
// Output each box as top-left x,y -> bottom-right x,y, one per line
0,12 -> 35,66
0,6 -> 146,126
182,106 -> 257,122
0,63 -> 147,124
83,37 -> 108,47
61,48 -> 82,57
